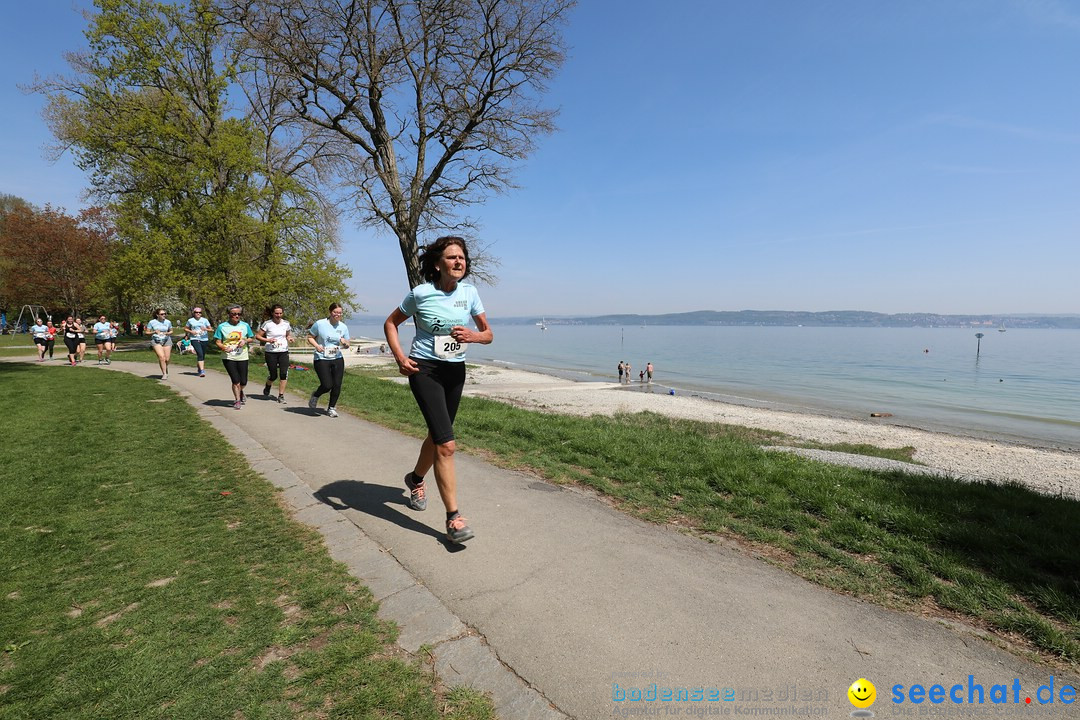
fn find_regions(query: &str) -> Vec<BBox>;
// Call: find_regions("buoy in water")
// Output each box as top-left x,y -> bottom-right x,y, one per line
668,389 -> 675,396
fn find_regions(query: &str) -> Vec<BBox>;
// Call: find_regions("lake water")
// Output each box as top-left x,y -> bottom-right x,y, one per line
350,323 -> 1080,451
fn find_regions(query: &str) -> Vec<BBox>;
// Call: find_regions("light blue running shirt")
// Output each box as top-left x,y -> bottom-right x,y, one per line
308,318 -> 349,361
398,282 -> 485,362
93,321 -> 111,340
186,316 -> 211,341
147,318 -> 172,336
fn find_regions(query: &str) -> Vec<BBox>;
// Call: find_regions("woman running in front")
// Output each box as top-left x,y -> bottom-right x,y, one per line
214,305 -> 255,409
30,317 -> 49,361
256,304 -> 294,403
306,303 -> 349,417
383,236 -> 492,545
145,309 -> 173,379
62,316 -> 79,365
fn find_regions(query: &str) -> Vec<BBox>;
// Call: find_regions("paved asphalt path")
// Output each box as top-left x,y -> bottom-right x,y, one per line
90,360 -> 1079,718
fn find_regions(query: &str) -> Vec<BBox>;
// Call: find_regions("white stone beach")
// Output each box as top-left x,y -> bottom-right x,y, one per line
344,347 -> 1080,501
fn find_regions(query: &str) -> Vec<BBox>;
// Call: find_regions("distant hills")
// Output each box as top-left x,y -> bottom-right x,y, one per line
498,311 -> 1080,329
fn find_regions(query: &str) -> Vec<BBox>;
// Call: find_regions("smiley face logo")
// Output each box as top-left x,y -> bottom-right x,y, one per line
847,678 -> 876,709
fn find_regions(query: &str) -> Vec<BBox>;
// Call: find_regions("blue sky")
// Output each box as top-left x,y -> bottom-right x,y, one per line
3,1 -> 1080,318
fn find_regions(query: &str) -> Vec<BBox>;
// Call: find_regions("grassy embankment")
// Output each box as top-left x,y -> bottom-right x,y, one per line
0,362 -> 494,719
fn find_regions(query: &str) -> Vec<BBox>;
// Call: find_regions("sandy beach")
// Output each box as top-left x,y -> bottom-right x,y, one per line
346,348 -> 1080,500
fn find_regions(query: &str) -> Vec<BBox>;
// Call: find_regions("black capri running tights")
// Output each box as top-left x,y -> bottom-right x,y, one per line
265,351 -> 290,382
190,339 -> 207,361
407,358 -> 466,445
313,357 -> 344,407
223,359 -> 249,386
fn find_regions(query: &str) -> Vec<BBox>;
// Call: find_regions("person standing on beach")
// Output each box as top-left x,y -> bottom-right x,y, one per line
184,306 -> 213,378
623,361 -> 631,385
146,309 -> 173,379
618,361 -> 624,383
646,362 -> 653,383
307,303 -> 350,417
214,305 -> 255,409
384,236 -> 492,545
257,304 -> 294,403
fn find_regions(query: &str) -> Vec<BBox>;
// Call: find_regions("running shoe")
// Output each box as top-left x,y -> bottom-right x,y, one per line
233,400 -> 242,410
404,473 -> 427,511
326,407 -> 339,418
162,373 -> 168,381
277,395 -> 286,404
446,514 -> 475,544
263,383 -> 271,397
104,359 -> 111,365
198,370 -> 205,377
240,391 -> 246,404
308,393 -> 318,410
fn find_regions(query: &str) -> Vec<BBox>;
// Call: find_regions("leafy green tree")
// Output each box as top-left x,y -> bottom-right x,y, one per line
37,0 -> 355,326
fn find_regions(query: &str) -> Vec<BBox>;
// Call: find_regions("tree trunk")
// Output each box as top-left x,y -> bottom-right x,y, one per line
397,230 -> 422,289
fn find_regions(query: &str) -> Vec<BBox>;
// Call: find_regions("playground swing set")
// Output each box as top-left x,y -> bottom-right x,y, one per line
1,305 -> 52,334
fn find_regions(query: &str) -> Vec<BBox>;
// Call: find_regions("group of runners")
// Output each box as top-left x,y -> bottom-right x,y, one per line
29,314 -> 123,365
54,235 -> 488,544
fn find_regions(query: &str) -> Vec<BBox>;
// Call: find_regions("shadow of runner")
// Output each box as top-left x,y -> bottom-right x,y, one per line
315,480 -> 463,551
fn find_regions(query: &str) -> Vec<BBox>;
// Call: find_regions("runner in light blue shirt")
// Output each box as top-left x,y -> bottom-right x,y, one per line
145,309 -> 173,380
92,315 -> 112,364
184,307 -> 213,377
383,236 -> 492,545
306,304 -> 350,416
31,319 -> 49,362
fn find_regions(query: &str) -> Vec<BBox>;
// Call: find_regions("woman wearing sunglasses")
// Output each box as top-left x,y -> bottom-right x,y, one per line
214,305 -> 255,410
145,309 -> 174,380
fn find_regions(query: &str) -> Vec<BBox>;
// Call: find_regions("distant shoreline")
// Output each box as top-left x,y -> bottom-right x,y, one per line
492,311 -> 1080,330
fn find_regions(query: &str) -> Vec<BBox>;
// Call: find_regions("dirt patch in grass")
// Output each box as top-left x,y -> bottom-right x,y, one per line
95,602 -> 140,628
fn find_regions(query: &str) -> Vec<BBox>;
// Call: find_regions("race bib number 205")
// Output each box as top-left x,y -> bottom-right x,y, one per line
434,335 -> 467,360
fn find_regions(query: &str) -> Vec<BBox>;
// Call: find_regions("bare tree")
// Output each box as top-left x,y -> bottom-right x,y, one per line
224,0 -> 573,288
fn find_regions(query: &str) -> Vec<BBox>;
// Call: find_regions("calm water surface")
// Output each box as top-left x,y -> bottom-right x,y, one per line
351,323 -> 1079,450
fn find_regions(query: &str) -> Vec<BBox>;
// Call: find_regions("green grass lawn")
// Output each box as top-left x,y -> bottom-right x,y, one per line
0,333 -> 38,357
0,362 -> 494,720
